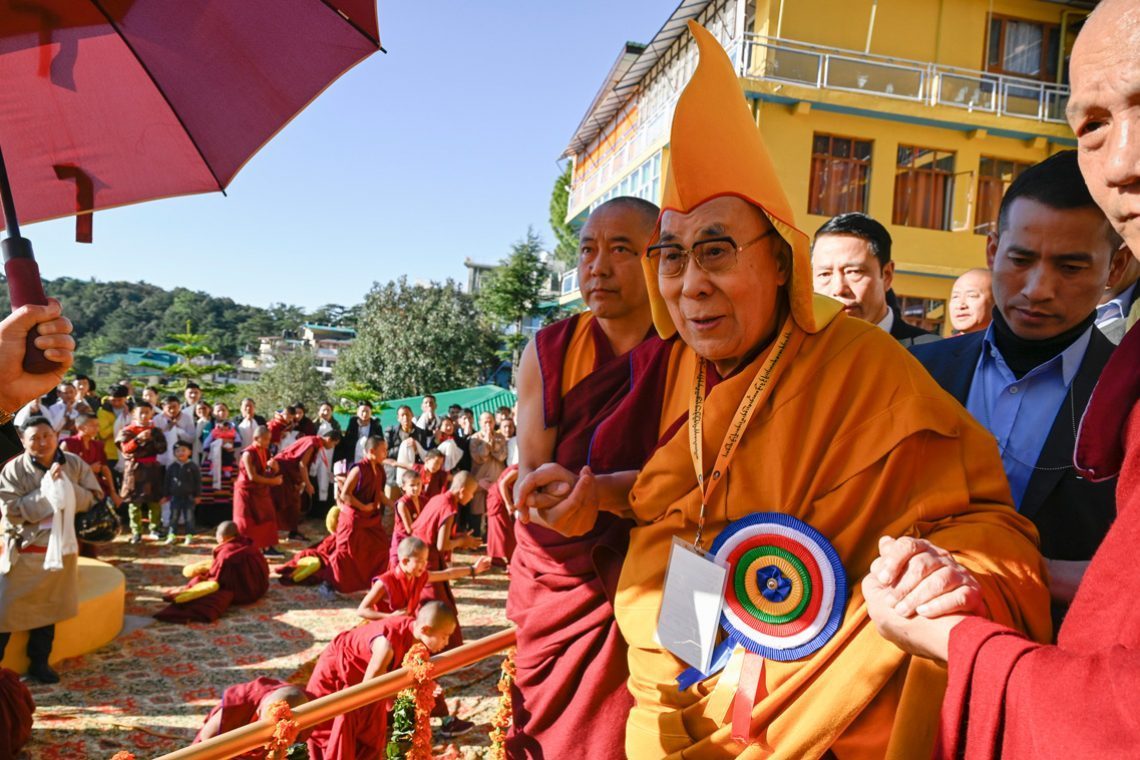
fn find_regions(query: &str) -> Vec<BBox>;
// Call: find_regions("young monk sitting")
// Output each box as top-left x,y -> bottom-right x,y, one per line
306,601 -> 458,760
194,677 -> 311,749
412,472 -> 482,648
360,536 -> 491,619
154,521 -> 271,623
277,436 -> 392,598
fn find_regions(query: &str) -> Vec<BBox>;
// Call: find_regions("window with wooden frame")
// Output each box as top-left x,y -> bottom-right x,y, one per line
893,145 -> 955,231
974,157 -> 1032,235
987,15 -> 1061,82
808,134 -> 872,217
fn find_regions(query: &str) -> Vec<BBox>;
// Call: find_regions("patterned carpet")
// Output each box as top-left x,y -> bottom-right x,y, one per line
23,517 -> 511,759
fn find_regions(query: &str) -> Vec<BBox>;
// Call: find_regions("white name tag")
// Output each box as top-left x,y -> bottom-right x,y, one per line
657,537 -> 727,674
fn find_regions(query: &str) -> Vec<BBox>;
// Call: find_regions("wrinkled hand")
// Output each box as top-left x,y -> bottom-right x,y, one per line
862,572 -> 962,663
0,300 -> 74,413
472,556 -> 492,575
870,536 -> 985,619
514,464 -> 599,537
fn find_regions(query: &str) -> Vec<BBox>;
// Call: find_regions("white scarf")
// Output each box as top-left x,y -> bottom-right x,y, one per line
41,468 -> 78,571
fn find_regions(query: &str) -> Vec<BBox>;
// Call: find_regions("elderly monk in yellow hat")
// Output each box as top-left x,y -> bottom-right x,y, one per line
516,21 -> 1051,759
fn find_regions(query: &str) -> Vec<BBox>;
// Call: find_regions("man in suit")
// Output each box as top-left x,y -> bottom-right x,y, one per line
336,400 -> 377,467
912,150 -> 1129,621
812,212 -> 940,346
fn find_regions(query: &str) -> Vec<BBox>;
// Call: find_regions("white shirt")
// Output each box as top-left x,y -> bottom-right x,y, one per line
875,307 -> 895,334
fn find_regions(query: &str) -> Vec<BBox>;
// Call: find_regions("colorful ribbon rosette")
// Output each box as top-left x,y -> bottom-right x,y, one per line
677,512 -> 848,743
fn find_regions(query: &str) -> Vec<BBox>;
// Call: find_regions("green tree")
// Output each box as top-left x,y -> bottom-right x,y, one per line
251,348 -> 329,412
478,228 -> 550,384
144,325 -> 236,397
335,277 -> 499,399
549,165 -> 578,267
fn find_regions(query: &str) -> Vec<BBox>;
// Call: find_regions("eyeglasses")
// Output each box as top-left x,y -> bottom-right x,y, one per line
646,229 -> 780,278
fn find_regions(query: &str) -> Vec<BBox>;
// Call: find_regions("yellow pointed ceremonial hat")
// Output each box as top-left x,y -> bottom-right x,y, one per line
644,21 -> 841,338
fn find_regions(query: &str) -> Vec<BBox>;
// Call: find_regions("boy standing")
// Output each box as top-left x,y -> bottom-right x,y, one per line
164,442 -> 201,545
116,402 -> 167,543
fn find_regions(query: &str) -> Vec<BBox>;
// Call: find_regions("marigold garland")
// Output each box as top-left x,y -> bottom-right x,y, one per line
487,647 -> 517,759
263,699 -> 301,759
110,753 -> 135,760
386,642 -> 438,759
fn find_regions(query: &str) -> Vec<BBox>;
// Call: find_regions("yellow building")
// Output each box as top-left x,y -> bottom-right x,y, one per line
562,0 -> 1093,333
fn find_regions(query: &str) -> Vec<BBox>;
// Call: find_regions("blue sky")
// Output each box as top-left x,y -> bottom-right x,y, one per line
23,1 -> 679,311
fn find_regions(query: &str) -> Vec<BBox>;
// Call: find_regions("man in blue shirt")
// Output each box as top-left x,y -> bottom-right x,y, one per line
912,150 -> 1129,623
1095,255 -> 1139,344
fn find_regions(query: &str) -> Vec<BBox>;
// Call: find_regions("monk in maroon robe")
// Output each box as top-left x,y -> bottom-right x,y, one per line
485,464 -> 518,566
413,449 -> 447,500
0,668 -> 33,759
156,522 -> 270,625
271,431 -> 341,539
194,676 -> 311,754
507,197 -> 664,758
233,426 -> 282,553
360,535 -> 490,620
412,475 -> 481,648
861,6 -> 1140,755
278,440 -> 392,593
306,603 -> 457,760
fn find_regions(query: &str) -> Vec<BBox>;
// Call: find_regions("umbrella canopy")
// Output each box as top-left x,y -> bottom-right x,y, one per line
0,0 -> 381,235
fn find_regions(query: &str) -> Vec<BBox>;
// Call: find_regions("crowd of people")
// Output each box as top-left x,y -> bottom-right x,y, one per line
0,2 -> 1139,758
0,371 -> 525,753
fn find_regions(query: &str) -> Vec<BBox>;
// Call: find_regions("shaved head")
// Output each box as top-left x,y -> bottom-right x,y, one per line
592,196 -> 660,230
417,601 -> 458,631
257,685 -> 309,718
398,535 -> 429,559
216,521 -> 239,543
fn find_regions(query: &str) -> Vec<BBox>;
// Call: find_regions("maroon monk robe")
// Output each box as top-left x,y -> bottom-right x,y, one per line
506,314 -> 668,760
193,676 -> 313,756
277,504 -> 388,592
412,491 -> 464,648
936,323 -> 1140,760
485,464 -> 517,564
413,463 -> 446,500
153,588 -> 235,624
306,616 -> 417,760
371,566 -> 429,615
272,435 -> 323,533
0,668 -> 33,759
233,447 -> 278,549
389,495 -> 421,569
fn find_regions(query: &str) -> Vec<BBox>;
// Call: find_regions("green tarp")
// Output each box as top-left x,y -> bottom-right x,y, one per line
333,385 -> 517,430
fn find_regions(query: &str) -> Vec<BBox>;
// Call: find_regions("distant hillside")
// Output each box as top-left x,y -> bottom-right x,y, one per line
0,276 -> 356,374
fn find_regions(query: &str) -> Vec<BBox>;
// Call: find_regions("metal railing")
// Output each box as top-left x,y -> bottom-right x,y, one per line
740,34 -> 1069,124
155,627 -> 517,760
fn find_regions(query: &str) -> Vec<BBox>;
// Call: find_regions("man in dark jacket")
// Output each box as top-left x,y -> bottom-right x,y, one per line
812,212 -> 940,347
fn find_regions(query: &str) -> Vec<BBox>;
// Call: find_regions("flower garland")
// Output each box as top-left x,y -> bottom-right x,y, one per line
263,699 -> 301,759
110,753 -> 135,760
487,647 -> 516,759
386,642 -> 437,760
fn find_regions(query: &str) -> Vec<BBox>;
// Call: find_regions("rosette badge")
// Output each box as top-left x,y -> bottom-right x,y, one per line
713,512 -> 847,661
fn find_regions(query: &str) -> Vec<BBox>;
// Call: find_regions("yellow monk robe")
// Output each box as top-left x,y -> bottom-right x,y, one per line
612,22 -> 1052,759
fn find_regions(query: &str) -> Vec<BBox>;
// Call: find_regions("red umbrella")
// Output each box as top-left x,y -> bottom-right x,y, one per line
0,0 -> 383,371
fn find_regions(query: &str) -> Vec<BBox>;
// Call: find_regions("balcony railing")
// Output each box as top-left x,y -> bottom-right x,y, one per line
741,34 -> 1069,124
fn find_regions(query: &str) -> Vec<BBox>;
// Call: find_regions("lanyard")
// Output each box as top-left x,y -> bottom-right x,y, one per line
688,316 -> 801,551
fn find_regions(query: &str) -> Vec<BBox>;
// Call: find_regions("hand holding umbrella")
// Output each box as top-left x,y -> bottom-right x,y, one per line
0,299 -> 74,415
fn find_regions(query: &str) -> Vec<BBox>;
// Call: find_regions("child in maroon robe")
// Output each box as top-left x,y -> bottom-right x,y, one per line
360,535 -> 490,619
390,468 -> 423,569
277,437 -> 392,595
306,602 -> 457,760
412,473 -> 481,648
485,464 -> 518,568
271,430 -> 341,541
412,448 -> 448,500
193,676 -> 311,752
233,426 -> 284,557
154,521 -> 271,623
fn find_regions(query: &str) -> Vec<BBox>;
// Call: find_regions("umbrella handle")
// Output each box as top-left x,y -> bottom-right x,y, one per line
4,239 -> 63,375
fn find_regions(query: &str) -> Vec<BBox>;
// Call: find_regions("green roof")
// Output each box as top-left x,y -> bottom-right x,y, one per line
334,384 -> 517,430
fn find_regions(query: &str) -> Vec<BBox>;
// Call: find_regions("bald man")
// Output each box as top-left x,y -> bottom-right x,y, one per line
948,268 -> 994,334
866,2 -> 1140,756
